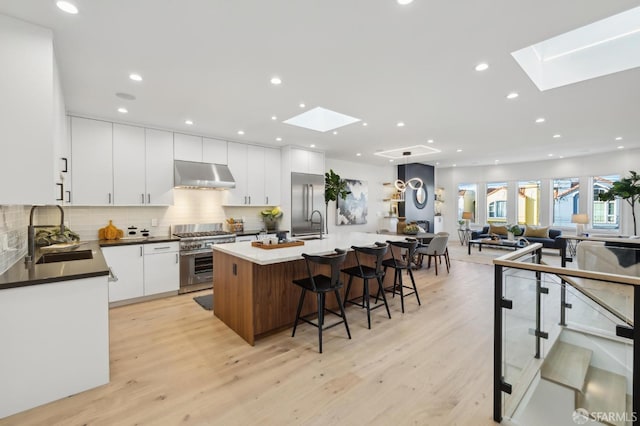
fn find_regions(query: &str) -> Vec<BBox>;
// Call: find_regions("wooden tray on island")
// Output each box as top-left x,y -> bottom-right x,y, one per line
251,240 -> 304,250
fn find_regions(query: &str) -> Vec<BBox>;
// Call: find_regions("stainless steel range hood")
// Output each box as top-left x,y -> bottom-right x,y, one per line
174,160 -> 236,189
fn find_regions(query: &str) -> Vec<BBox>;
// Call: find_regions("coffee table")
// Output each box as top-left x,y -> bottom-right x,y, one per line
468,238 -> 519,255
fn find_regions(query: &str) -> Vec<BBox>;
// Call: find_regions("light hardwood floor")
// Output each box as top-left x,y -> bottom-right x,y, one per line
2,257 -> 500,426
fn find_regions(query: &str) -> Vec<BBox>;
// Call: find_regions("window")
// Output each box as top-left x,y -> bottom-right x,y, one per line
517,180 -> 540,225
457,183 -> 477,222
592,175 -> 620,230
486,182 -> 507,223
553,177 -> 579,227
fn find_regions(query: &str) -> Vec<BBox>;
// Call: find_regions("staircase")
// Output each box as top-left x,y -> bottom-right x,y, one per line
541,340 -> 630,426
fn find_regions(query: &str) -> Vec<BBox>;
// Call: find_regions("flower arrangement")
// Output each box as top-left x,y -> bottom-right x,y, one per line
507,224 -> 523,236
260,206 -> 283,219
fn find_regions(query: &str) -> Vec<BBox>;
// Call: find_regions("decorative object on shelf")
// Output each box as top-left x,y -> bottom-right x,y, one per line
396,217 -> 407,234
434,187 -> 444,216
403,223 -> 420,235
394,152 -> 423,203
324,169 -> 350,232
461,211 -> 474,230
336,178 -> 368,225
571,213 -> 589,236
260,207 -> 282,231
597,170 -> 640,235
226,217 -> 244,233
507,224 -> 523,241
98,220 -> 123,240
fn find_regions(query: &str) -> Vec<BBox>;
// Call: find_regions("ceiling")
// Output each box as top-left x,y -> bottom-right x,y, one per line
2,0 -> 639,167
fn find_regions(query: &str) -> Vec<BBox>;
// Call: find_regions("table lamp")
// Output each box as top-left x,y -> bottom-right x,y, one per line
572,214 -> 589,236
462,211 -> 473,230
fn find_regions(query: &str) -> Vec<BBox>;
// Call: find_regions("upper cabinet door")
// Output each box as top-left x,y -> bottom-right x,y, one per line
264,148 -> 281,206
307,150 -> 325,175
246,146 -> 265,205
174,133 -> 202,162
290,148 -> 308,174
113,124 -> 146,205
202,138 -> 228,165
71,117 -> 114,205
226,142 -> 248,204
145,128 -> 174,205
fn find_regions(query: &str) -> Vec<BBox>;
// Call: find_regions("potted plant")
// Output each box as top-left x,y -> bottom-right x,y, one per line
598,171 -> 640,235
324,169 -> 350,233
507,224 -> 522,241
457,220 -> 465,230
260,206 -> 282,231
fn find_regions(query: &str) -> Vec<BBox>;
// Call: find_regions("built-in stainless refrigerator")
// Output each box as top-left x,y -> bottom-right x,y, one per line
291,172 -> 325,236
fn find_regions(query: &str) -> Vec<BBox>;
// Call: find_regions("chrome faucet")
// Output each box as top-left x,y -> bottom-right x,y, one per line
25,205 -> 65,264
310,209 -> 323,240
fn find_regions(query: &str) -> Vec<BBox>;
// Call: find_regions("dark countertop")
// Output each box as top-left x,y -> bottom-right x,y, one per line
235,229 -> 290,236
0,241 -> 109,291
98,236 -> 179,247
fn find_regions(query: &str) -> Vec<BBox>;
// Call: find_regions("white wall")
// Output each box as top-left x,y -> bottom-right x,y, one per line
436,149 -> 640,239
325,158 -> 395,235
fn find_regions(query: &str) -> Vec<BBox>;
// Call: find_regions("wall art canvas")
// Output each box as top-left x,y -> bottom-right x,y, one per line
336,179 -> 368,225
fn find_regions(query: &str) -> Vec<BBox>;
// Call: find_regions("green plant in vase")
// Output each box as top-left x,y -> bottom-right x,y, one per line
260,206 -> 283,231
598,171 -> 640,235
324,169 -> 350,233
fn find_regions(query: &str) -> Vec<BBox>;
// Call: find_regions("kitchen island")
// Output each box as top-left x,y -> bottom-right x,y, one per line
212,232 -> 407,345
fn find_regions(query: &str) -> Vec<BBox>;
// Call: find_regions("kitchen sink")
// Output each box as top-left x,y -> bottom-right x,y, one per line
36,250 -> 93,264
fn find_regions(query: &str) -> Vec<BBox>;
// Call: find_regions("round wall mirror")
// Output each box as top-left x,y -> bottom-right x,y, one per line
414,187 -> 428,209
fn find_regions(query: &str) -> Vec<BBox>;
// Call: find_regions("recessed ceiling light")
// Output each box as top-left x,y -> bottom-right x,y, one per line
397,122 -> 405,127
495,159 -> 500,163
389,159 -> 394,162
362,122 -> 368,126
276,137 -> 282,142
129,73 -> 143,82
117,107 -> 128,114
535,118 -> 546,123
299,103 -> 306,108
356,153 -> 362,157
270,77 -> 282,85
333,131 -> 338,135
506,92 -> 519,99
436,162 -> 440,165
475,63 -> 489,71
618,145 -> 625,149
185,120 -> 194,125
397,0 -> 414,4
452,164 -> 457,167
548,153 -> 554,157
559,156 -> 564,159
115,92 -> 136,101
310,144 -> 315,148
56,1 -> 78,14
237,130 -> 245,135
427,139 -> 434,144
456,149 -> 462,152
271,116 -> 277,121
615,136 -> 623,140
553,134 -> 561,138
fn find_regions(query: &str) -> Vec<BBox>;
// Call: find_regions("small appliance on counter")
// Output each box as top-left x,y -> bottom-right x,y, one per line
226,218 -> 244,233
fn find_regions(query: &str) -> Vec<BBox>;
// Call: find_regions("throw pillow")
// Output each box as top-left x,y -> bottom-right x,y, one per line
489,224 -> 508,235
524,225 -> 549,238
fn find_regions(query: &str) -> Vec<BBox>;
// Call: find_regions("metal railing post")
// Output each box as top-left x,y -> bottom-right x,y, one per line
634,285 -> 639,426
494,264 -> 504,422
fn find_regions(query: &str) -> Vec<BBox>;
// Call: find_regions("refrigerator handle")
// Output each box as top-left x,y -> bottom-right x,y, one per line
310,184 -> 314,216
302,184 -> 307,221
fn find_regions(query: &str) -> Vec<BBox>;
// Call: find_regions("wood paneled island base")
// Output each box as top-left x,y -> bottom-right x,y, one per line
212,233 -> 404,345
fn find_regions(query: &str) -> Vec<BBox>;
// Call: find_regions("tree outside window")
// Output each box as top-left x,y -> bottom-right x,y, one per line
592,175 -> 620,230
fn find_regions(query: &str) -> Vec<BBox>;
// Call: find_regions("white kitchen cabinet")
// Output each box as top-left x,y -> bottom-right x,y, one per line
102,245 -> 144,302
174,133 -> 203,161
264,147 -> 281,206
289,147 -> 325,175
145,128 -> 174,205
143,242 -> 179,295
71,117 -> 114,205
203,137 -> 228,164
113,124 -> 146,205
0,16 -> 60,204
226,142 -> 249,204
225,143 -> 281,206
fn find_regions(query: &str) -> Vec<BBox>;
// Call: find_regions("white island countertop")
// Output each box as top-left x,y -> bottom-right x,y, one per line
213,232 -> 408,265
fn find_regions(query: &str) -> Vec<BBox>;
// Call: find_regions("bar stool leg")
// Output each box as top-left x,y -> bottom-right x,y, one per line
335,290 -> 351,339
364,278 -> 371,329
434,251 -> 439,276
377,275 -> 392,319
292,288 -> 306,337
317,292 -> 324,353
408,268 -> 421,306
398,268 -> 405,313
345,274 -> 354,305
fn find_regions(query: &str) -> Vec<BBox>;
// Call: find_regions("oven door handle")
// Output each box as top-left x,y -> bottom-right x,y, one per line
180,250 -> 213,256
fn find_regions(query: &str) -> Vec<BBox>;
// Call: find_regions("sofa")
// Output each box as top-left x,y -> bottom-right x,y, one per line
576,240 -> 640,276
471,225 -> 566,251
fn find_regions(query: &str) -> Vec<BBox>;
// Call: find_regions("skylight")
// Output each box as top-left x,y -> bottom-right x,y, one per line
283,107 -> 360,132
511,6 -> 640,91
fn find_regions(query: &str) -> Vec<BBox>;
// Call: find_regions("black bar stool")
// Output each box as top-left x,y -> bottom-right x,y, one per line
381,239 -> 421,313
291,249 -> 350,353
341,242 -> 391,329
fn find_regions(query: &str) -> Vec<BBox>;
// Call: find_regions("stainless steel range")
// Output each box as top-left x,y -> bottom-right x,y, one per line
172,223 -> 236,294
